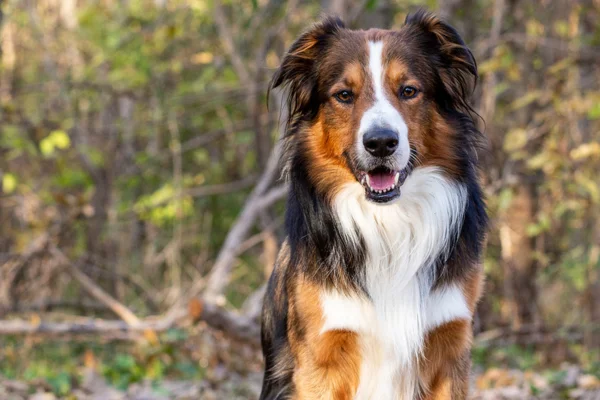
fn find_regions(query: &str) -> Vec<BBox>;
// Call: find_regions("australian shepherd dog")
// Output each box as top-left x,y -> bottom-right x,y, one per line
259,10 -> 488,400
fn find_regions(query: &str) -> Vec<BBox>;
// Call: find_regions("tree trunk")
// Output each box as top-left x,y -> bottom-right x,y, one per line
499,183 -> 539,330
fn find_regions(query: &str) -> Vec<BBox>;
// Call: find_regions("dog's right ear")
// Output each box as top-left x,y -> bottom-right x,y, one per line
270,17 -> 345,127
404,10 -> 477,112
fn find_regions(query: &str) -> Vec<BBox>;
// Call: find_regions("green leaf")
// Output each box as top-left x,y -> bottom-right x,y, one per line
2,173 -> 17,194
40,139 -> 54,157
588,102 -> 600,120
40,130 -> 71,157
47,372 -> 72,395
504,128 -> 528,152
114,355 -> 133,370
575,172 -> 600,203
50,130 -> 70,149
497,188 -> 514,211
527,153 -> 549,170
554,20 -> 569,38
366,0 -> 378,10
175,362 -> 201,379
526,214 -> 550,237
52,168 -> 92,189
510,90 -> 541,110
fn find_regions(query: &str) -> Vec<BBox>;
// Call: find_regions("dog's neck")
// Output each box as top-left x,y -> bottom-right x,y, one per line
287,163 -> 471,288
333,166 -> 468,288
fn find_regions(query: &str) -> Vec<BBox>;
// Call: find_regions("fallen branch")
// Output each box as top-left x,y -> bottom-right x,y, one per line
0,318 -> 153,335
80,262 -> 159,313
475,324 -> 599,346
4,300 -> 111,314
0,302 -> 260,346
190,300 -> 260,346
50,246 -> 141,327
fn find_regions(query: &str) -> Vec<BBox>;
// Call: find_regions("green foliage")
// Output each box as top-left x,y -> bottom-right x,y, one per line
1,125 -> 38,158
1,0 -> 599,393
40,130 -> 71,158
473,344 -> 539,371
2,173 -> 17,194
102,354 -> 146,389
133,183 -> 194,226
0,333 -> 206,395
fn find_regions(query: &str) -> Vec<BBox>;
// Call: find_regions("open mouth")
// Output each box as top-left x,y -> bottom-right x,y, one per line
359,166 -> 409,203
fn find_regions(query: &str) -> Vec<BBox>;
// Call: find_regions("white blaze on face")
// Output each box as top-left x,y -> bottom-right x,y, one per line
358,41 -> 410,167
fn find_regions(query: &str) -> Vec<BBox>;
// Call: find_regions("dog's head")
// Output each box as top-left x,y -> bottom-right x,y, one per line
272,10 -> 479,204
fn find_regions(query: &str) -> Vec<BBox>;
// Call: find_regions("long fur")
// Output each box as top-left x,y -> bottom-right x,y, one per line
325,167 -> 468,398
260,10 -> 488,400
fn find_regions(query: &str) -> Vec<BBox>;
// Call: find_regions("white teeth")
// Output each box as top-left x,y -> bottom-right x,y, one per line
362,172 -> 401,195
369,185 -> 398,194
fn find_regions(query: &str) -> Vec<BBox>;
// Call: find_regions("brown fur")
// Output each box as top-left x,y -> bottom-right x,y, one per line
462,267 -> 485,313
261,11 -> 485,400
420,320 -> 472,400
289,278 -> 361,399
419,270 -> 484,399
300,29 -> 471,195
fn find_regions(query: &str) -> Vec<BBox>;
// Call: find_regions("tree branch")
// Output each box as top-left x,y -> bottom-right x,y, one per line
201,142 -> 286,302
213,3 -> 251,83
50,246 -> 141,327
186,174 -> 258,198
0,302 -> 261,346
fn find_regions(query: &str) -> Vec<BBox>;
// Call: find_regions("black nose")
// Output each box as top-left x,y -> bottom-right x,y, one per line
363,128 -> 399,157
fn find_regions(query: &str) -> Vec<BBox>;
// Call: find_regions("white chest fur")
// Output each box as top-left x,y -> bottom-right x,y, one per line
324,167 -> 470,399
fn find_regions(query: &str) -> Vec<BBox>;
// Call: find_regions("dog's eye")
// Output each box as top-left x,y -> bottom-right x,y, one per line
334,90 -> 354,104
400,86 -> 418,99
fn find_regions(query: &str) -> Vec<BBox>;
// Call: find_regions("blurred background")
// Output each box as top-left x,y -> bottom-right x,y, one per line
0,0 -> 599,399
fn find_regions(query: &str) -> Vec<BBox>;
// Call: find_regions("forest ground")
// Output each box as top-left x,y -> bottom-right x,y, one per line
2,364 -> 600,400
1,326 -> 599,400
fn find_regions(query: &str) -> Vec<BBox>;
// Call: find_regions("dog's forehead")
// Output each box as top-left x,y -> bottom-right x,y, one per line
322,30 -> 368,66
321,28 -> 414,79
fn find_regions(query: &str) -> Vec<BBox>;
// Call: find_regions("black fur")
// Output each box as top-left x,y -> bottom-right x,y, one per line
404,9 -> 478,115
260,264 -> 291,399
270,16 -> 345,135
286,148 -> 367,290
432,112 -> 488,287
259,10 -> 488,399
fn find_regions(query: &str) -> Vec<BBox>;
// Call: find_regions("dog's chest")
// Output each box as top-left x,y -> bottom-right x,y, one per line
324,167 -> 471,399
320,280 -> 471,400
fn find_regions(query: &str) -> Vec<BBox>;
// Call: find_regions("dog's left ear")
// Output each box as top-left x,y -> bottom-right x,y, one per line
270,17 -> 345,128
405,10 -> 477,109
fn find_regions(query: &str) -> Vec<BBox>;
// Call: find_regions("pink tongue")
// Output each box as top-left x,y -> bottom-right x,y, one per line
368,171 -> 395,190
